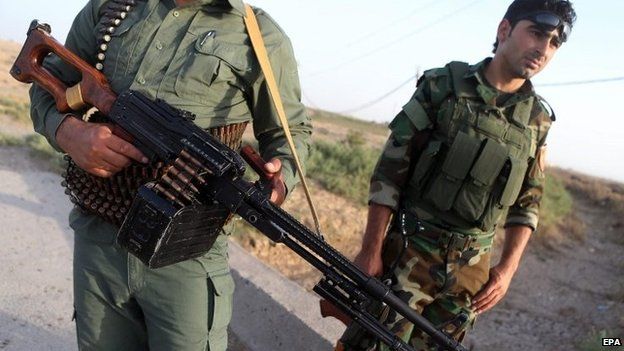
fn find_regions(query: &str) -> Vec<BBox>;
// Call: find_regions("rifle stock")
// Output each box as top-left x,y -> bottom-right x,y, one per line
11,20 -> 469,351
10,20 -> 116,114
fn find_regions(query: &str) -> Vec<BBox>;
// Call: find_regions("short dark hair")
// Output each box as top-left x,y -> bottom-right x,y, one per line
492,0 -> 577,53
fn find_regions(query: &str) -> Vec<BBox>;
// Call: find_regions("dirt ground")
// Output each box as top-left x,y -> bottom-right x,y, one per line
233,180 -> 624,351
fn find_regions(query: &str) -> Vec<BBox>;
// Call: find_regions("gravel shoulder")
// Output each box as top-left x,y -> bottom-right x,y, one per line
0,147 -> 76,351
468,195 -> 624,350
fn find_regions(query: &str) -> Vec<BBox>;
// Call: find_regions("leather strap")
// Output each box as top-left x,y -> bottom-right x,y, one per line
243,4 -> 322,234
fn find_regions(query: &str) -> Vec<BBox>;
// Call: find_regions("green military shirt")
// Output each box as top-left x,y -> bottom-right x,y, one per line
29,0 -> 311,193
369,58 -> 551,234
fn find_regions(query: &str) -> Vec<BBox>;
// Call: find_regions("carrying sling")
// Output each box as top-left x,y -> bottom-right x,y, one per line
243,4 -> 322,234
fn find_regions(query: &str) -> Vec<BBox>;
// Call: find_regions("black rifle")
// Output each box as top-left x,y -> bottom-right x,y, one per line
10,21 -> 469,351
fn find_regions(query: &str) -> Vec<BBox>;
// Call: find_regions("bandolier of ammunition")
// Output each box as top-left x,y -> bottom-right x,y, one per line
95,0 -> 136,71
62,0 -> 249,227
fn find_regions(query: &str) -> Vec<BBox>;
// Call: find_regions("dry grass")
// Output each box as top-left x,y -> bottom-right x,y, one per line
550,167 -> 624,245
532,172 -> 586,250
0,39 -> 31,101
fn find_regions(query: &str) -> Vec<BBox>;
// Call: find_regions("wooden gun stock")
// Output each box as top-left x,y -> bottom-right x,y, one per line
240,145 -> 286,205
320,299 -> 352,325
240,145 -> 278,182
9,20 -> 116,115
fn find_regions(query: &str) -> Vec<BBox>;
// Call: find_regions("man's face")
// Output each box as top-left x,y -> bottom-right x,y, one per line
496,19 -> 562,79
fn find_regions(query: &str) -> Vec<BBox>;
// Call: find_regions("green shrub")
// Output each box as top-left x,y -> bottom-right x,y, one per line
0,96 -> 30,124
307,139 -> 381,204
0,132 -> 64,173
540,174 -> 574,227
0,132 -> 24,146
535,173 -> 585,248
345,130 -> 366,147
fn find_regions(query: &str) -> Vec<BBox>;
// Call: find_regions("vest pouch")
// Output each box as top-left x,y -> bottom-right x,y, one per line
408,140 -> 442,191
475,108 -> 507,140
453,138 -> 508,222
477,175 -> 506,231
424,131 -> 481,211
499,156 -> 529,206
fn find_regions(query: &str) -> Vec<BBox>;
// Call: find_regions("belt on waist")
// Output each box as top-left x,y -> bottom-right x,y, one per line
415,221 -> 495,252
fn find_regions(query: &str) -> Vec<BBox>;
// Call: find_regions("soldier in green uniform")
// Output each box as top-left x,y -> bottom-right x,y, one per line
29,0 -> 311,350
340,0 -> 576,350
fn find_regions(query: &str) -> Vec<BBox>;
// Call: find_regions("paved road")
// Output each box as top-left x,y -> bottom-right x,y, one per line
0,147 -> 344,351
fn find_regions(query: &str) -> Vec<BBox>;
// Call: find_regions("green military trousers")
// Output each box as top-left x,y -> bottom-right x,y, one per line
341,226 -> 493,351
70,210 -> 235,351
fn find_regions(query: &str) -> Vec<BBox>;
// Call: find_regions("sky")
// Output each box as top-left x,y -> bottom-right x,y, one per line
1,0 -> 622,182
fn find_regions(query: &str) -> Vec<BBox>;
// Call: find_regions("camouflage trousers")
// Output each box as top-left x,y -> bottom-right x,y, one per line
341,225 -> 493,351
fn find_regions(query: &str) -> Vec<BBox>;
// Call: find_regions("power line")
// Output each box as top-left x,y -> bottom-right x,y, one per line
342,0 -> 442,50
538,76 -> 624,87
338,75 -> 417,114
334,74 -> 624,116
309,0 -> 483,77
302,90 -> 321,110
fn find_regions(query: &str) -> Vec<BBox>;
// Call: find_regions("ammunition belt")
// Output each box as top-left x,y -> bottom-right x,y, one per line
95,0 -> 137,71
63,120 -> 248,226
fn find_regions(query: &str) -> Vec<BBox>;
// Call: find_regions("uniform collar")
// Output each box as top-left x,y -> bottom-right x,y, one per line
466,58 -> 535,106
200,0 -> 245,15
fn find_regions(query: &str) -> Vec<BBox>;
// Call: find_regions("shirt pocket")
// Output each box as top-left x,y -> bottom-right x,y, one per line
174,31 -> 255,107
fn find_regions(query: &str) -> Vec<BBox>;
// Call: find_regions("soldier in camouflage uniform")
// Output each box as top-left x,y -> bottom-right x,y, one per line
29,0 -> 311,350
340,1 -> 577,349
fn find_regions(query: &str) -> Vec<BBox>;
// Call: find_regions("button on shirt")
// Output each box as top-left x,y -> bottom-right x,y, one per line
30,0 -> 311,193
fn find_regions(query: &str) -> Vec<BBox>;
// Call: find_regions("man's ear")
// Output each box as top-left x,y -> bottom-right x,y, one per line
497,19 -> 512,44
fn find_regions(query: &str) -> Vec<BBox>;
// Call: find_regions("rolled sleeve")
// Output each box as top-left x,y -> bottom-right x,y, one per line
504,150 -> 547,231
505,207 -> 540,231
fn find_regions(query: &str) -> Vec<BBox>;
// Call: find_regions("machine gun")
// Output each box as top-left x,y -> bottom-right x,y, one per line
10,20 -> 469,351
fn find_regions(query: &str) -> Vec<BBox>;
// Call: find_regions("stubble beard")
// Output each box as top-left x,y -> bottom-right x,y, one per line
512,65 -> 534,80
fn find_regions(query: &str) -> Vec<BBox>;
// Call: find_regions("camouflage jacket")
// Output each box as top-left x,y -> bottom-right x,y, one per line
369,58 -> 553,234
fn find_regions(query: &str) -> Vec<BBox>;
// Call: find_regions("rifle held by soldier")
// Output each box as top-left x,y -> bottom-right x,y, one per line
10,20 -> 469,351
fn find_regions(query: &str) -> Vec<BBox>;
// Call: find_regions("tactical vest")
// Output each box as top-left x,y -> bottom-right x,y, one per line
404,61 -> 541,232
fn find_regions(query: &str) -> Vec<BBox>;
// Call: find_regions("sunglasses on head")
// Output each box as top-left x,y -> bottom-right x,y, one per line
515,11 -> 571,44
